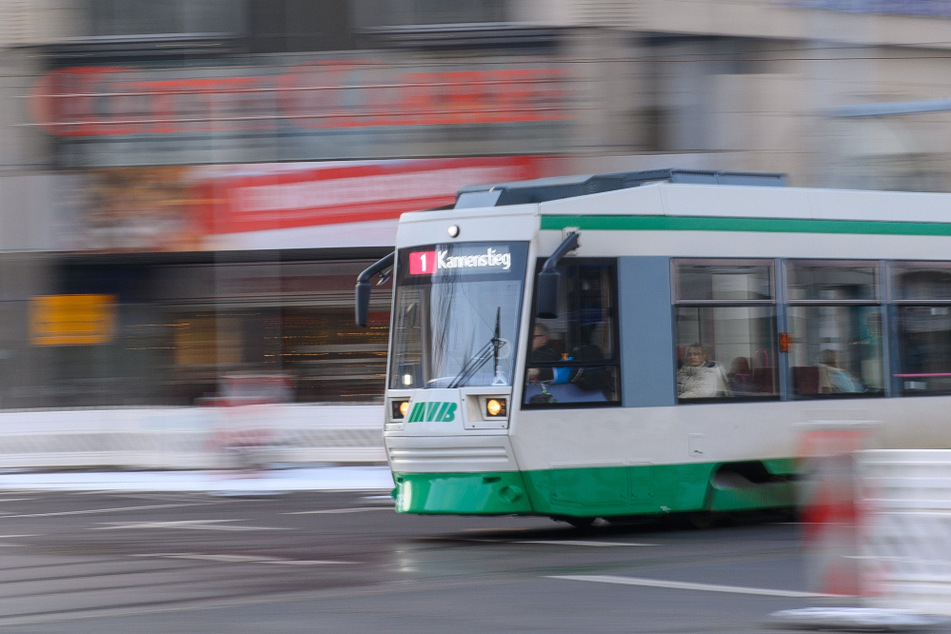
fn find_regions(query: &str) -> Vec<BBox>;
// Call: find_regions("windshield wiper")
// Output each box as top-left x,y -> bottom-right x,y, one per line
449,307 -> 507,388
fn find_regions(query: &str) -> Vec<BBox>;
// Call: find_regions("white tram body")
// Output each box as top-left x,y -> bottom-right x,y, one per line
356,169 -> 951,522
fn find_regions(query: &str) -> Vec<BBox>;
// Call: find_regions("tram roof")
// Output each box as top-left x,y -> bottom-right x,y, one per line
448,167 -> 951,225
454,168 -> 786,209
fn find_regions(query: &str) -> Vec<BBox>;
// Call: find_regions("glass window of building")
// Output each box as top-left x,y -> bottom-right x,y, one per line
87,0 -> 242,37
674,260 -> 777,400
894,263 -> 951,394
786,261 -> 882,397
351,0 -> 507,29
246,0 -> 355,53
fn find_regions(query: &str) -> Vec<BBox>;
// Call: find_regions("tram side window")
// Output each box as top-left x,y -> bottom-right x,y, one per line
523,260 -> 619,407
786,262 -> 882,397
895,264 -> 951,394
674,261 -> 778,401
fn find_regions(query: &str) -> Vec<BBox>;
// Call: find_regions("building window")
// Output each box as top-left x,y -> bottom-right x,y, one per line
246,0 -> 355,53
87,0 -> 242,37
351,0 -> 507,29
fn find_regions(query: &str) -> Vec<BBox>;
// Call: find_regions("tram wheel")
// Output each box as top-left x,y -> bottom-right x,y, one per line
686,511 -> 716,529
553,515 -> 596,529
566,517 -> 596,529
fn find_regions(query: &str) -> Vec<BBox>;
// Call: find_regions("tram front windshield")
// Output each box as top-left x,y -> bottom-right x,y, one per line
389,242 -> 528,389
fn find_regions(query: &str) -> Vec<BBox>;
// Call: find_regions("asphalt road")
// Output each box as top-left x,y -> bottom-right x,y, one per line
0,488 -> 862,633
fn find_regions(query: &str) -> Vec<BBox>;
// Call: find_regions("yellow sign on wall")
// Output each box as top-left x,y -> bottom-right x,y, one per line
30,294 -> 116,346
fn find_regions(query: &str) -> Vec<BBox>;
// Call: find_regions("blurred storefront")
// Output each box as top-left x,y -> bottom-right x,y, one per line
8,153 -> 552,410
4,0 -> 951,411
0,3 -> 576,409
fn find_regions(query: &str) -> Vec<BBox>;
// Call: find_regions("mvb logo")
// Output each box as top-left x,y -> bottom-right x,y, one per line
407,401 -> 457,423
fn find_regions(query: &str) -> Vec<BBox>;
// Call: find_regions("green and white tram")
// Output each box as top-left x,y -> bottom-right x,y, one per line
356,168 -> 951,525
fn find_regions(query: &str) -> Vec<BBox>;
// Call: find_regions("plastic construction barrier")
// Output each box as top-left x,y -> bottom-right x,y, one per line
797,424 -> 872,598
859,449 -> 951,617
769,443 -> 951,630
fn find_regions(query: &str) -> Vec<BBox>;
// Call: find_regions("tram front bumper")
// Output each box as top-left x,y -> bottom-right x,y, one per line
392,470 -> 533,515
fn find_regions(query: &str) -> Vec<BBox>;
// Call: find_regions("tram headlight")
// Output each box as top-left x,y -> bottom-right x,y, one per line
484,398 -> 507,418
391,399 -> 410,420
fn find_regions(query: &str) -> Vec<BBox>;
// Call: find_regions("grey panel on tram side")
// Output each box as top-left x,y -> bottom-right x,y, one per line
618,257 -> 676,407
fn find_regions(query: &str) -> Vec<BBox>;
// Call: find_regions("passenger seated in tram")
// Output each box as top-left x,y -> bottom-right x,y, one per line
818,349 -> 864,393
677,343 -> 730,399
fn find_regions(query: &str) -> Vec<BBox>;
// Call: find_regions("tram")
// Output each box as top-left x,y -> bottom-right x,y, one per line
356,168 -> 951,525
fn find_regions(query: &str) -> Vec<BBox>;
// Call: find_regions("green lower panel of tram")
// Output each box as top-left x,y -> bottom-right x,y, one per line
392,458 -> 797,517
393,471 -> 535,514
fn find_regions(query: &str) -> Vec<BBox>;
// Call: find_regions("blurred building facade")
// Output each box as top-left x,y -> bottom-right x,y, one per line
1,0 -> 951,410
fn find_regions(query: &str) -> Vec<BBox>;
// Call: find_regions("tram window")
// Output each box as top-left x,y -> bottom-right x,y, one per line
675,306 -> 778,399
786,264 -> 877,301
786,262 -> 882,398
673,261 -> 778,401
788,306 -> 882,396
895,264 -> 951,394
894,264 -> 951,301
523,260 -> 619,407
676,263 -> 771,301
896,307 -> 951,393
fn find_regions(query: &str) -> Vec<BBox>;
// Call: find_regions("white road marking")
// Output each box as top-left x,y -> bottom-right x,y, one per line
1,502 -> 203,519
548,574 -> 828,598
516,540 -> 656,547
134,553 -> 354,565
95,519 -> 287,532
465,538 -> 655,547
462,527 -> 539,533
285,506 -> 391,515
266,559 -> 355,565
0,534 -> 33,546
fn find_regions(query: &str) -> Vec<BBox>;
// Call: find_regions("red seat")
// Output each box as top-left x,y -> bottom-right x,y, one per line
792,366 -> 819,395
752,368 -> 775,394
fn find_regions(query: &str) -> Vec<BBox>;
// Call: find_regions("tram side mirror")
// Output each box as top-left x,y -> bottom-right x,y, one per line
536,269 -> 561,319
354,251 -> 395,327
535,231 -> 579,319
355,281 -> 371,327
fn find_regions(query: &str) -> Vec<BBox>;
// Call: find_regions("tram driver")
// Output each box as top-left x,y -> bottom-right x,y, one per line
677,343 -> 729,399
527,323 -> 561,382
